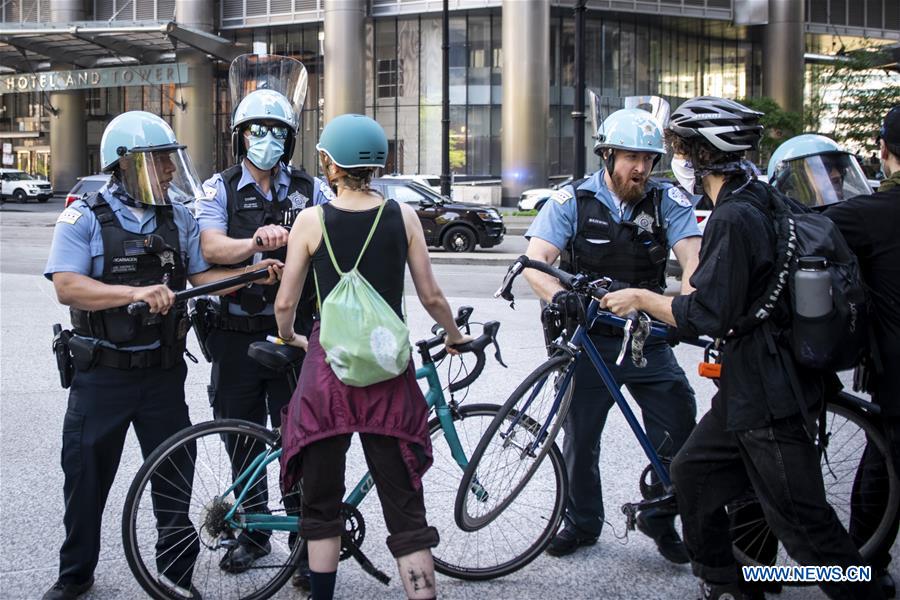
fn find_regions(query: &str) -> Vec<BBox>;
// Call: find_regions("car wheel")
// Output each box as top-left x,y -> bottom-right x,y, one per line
535,199 -> 546,212
442,225 -> 477,253
14,189 -> 27,203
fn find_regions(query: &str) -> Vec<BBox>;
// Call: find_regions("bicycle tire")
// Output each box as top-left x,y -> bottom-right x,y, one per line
428,403 -> 567,581
729,396 -> 900,578
122,419 -> 304,600
454,354 -> 574,532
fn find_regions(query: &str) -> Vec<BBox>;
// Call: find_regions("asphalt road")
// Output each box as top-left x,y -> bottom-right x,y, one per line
0,199 -> 886,599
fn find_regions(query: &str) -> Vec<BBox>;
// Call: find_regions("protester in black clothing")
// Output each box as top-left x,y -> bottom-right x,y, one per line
601,96 -> 884,600
825,105 -> 900,598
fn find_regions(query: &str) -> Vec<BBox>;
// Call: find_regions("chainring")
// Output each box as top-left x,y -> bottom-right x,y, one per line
339,503 -> 366,561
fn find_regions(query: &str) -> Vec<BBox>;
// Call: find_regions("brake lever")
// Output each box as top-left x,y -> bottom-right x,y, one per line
615,311 -> 638,367
491,336 -> 507,368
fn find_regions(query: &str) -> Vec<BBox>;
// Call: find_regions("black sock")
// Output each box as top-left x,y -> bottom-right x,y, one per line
309,570 -> 337,600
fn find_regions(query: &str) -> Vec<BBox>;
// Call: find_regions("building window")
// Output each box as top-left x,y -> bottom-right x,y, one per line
377,58 -> 404,98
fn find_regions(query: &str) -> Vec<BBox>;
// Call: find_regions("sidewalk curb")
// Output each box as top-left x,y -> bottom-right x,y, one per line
428,254 -> 520,267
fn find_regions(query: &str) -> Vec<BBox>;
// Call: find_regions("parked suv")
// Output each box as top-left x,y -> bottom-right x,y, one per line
0,169 -> 52,203
370,178 -> 505,252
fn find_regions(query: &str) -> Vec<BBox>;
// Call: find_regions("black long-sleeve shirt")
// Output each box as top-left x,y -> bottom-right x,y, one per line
671,179 -> 823,431
824,182 -> 900,413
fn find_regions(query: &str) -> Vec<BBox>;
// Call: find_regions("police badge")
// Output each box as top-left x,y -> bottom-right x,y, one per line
288,191 -> 309,209
634,211 -> 655,233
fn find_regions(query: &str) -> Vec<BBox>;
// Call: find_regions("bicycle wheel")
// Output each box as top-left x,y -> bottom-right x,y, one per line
729,397 -> 899,575
426,403 -> 566,580
455,354 -> 575,532
122,419 -> 304,600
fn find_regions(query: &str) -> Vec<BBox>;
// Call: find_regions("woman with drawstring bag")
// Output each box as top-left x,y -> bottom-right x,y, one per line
274,114 -> 471,600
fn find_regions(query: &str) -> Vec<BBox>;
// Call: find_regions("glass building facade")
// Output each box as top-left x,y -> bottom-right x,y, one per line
1,1 -> 896,182
215,9 -> 764,180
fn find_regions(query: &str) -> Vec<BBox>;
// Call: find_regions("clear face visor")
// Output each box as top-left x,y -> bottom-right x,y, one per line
228,54 -> 308,126
773,153 -> 872,207
118,147 -> 205,206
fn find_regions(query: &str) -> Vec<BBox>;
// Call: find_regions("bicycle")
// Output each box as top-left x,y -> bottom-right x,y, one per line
454,255 -> 900,578
121,306 -> 568,600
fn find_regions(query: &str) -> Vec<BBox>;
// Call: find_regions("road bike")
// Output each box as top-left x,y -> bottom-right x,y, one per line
455,255 -> 899,578
121,307 -> 567,600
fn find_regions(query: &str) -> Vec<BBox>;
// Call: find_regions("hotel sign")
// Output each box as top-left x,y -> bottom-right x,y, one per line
1,63 -> 189,93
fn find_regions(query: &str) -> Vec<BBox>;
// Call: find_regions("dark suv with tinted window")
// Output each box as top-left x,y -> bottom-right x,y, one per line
370,178 -> 505,252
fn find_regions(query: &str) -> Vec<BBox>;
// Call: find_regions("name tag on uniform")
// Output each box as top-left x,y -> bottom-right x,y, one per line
110,256 -> 138,274
240,198 -> 262,210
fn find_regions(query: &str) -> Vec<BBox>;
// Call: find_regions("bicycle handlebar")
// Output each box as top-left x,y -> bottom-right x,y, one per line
416,306 -> 507,393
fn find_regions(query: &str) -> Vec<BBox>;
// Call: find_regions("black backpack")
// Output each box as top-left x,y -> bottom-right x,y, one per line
736,185 -> 869,371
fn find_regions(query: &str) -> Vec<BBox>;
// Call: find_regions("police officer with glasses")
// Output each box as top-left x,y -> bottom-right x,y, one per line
195,55 -> 330,576
42,111 -> 279,600
524,107 -> 701,562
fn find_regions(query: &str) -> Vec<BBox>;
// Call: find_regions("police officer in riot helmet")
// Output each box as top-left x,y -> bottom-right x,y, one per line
768,133 -> 872,207
195,79 -> 331,576
42,111 -> 280,600
602,96 -> 884,600
524,108 -> 701,562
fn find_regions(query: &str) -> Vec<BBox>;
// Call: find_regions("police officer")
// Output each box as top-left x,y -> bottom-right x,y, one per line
524,108 -> 701,562
195,87 -> 330,574
768,133 -> 873,207
42,112 -> 280,600
824,106 -> 900,598
602,96 -> 883,600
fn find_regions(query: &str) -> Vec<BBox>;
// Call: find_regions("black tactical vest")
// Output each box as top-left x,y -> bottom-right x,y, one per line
70,194 -> 188,352
559,179 -> 669,293
219,163 -> 317,333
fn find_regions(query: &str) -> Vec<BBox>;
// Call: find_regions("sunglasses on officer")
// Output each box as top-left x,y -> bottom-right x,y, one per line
244,123 -> 290,140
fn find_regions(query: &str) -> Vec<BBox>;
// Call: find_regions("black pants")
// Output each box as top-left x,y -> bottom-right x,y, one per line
671,405 -> 883,600
562,335 -> 697,536
58,360 -> 197,586
851,416 -> 900,571
299,433 -> 439,558
208,327 -> 297,547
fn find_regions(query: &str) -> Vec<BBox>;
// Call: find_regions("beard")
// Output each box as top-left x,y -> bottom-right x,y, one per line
609,169 -> 648,204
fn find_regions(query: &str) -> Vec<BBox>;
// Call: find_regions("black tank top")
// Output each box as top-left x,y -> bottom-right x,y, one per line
312,199 -> 408,319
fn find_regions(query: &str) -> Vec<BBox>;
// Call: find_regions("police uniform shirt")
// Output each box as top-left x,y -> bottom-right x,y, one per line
44,182 -> 211,349
196,162 -> 332,317
196,161 -> 333,234
524,170 -> 701,252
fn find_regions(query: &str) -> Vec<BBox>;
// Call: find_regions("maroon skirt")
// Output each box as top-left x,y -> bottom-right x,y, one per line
279,323 -> 433,493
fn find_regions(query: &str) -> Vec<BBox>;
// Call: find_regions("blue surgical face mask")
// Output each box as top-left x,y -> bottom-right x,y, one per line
246,133 -> 285,171
671,156 -> 697,195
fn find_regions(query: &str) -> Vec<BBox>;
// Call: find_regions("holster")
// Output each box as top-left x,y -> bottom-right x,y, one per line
189,298 -> 213,362
51,324 -> 74,389
68,334 -> 101,372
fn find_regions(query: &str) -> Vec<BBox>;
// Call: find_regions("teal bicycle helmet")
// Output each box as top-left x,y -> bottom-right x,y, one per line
316,114 -> 388,169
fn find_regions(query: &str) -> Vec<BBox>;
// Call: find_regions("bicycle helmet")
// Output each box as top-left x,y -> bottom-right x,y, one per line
668,96 -> 763,153
316,114 -> 388,169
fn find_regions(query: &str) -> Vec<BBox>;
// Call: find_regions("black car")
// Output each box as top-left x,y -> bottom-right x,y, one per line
370,178 -> 505,252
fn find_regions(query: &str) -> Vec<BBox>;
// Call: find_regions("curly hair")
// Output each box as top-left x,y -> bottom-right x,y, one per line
664,129 -> 745,174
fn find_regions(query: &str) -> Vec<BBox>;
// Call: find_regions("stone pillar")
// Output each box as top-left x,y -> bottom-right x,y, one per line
48,0 -> 86,192
763,0 -> 805,115
501,0 -> 549,207
173,0 -> 216,179
323,0 -> 365,123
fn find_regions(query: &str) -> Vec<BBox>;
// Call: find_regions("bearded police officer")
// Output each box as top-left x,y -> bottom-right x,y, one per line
42,112 -> 280,600
195,84 -> 329,574
524,108 -> 701,562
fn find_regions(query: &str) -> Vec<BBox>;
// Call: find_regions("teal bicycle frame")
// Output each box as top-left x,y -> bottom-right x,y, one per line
220,360 -> 476,534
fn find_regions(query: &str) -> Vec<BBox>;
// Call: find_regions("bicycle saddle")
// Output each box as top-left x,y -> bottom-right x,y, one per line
247,341 -> 304,372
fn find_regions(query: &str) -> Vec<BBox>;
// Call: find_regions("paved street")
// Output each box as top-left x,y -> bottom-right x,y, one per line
0,201 -> 888,599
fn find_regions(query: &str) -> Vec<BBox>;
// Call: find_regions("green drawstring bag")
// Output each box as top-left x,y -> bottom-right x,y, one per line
314,202 -> 412,387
